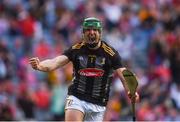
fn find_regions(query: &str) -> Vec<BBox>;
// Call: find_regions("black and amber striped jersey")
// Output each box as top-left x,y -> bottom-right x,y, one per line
63,41 -> 123,106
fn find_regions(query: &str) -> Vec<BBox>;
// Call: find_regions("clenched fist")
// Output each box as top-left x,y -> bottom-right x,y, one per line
128,91 -> 140,103
29,57 -> 41,70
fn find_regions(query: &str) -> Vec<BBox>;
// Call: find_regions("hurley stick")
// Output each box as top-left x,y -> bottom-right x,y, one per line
122,69 -> 138,121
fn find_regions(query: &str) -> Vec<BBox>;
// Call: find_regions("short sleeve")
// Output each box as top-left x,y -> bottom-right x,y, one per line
63,47 -> 73,61
111,51 -> 123,70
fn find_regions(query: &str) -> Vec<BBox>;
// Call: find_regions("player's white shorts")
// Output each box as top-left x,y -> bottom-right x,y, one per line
65,95 -> 106,121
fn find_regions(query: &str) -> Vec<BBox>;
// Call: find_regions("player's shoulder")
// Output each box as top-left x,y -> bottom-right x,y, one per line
72,41 -> 85,49
101,41 -> 116,56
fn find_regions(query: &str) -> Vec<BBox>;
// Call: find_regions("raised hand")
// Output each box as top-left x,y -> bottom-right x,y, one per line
29,57 -> 41,70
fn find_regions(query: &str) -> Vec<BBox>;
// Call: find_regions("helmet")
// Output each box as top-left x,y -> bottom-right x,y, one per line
82,17 -> 102,32
82,17 -> 102,49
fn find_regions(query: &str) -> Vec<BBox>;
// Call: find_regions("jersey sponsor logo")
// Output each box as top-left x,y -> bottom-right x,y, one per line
78,68 -> 104,77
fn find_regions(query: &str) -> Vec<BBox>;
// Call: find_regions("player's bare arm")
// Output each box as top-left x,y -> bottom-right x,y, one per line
116,67 -> 139,102
116,67 -> 130,93
29,55 -> 70,72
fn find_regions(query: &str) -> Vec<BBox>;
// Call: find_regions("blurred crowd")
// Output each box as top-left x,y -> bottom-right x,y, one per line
0,0 -> 180,121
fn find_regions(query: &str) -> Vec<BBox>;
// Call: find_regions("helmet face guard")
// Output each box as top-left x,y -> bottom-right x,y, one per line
83,17 -> 102,32
82,17 -> 102,48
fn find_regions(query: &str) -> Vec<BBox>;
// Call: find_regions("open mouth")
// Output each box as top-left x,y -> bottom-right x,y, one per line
87,35 -> 96,44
